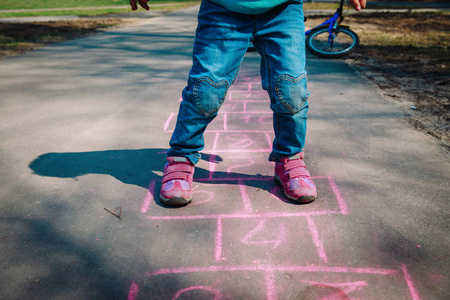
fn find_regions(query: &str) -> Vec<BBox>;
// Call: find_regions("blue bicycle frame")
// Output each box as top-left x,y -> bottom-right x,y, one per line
305,11 -> 341,45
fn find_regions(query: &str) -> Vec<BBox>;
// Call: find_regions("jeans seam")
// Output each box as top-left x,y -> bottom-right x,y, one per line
275,114 -> 281,158
231,64 -> 241,84
172,100 -> 186,139
261,41 -> 272,94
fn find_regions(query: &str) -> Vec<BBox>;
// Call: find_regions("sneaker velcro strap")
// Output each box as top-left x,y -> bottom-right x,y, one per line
288,168 -> 311,178
284,159 -> 306,171
165,164 -> 192,175
162,172 -> 190,183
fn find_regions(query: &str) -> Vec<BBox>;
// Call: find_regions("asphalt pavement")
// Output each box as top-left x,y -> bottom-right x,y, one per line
0,5 -> 449,300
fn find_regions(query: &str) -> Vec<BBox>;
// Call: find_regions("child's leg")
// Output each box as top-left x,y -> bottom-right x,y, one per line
253,1 -> 317,203
161,1 -> 252,206
167,0 -> 253,165
251,0 -> 309,162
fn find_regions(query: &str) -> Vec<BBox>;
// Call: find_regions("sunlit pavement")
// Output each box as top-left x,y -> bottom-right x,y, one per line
0,5 -> 448,299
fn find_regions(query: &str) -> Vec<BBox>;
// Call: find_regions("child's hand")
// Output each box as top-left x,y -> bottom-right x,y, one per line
349,0 -> 366,11
129,0 -> 150,11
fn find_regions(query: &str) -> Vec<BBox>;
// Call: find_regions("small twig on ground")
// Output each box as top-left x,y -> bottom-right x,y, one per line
104,206 -> 122,220
427,131 -> 441,140
383,93 -> 401,99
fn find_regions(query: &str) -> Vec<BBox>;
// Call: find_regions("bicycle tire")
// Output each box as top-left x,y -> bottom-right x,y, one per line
306,26 -> 359,59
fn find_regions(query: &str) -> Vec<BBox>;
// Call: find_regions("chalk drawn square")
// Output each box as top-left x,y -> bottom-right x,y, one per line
241,176 -> 348,216
142,176 -> 346,217
243,101 -> 273,113
204,132 -> 273,153
196,152 -> 274,178
227,90 -> 269,102
229,79 -> 265,91
223,112 -> 273,132
218,217 -> 322,265
139,218 -> 217,267
144,183 -> 253,217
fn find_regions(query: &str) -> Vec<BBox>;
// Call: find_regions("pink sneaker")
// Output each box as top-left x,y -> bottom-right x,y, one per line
274,152 -> 317,204
160,156 -> 195,206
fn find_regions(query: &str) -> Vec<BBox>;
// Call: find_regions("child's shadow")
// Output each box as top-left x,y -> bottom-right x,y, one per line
29,148 -> 279,206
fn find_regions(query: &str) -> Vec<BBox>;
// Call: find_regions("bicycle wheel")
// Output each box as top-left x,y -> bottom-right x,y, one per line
306,26 -> 359,59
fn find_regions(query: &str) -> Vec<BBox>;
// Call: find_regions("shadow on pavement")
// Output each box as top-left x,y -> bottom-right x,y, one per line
28,148 -> 293,207
1,209 -> 134,299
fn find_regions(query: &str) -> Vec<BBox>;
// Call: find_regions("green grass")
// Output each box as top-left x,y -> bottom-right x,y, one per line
0,0 -> 195,10
0,9 -> 130,18
0,1 -> 200,18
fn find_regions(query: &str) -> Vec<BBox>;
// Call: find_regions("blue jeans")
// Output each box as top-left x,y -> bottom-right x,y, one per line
168,0 -> 309,164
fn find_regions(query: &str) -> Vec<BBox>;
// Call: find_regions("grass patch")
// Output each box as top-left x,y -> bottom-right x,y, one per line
350,11 -> 450,48
303,3 -> 339,10
0,19 -> 121,56
0,1 -> 200,18
0,0 -> 195,10
0,9 -> 131,18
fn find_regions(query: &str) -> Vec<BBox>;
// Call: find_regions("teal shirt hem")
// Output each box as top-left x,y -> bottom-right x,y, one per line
208,0 -> 290,14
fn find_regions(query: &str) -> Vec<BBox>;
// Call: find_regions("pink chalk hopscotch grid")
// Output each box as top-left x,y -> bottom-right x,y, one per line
132,76 -> 421,299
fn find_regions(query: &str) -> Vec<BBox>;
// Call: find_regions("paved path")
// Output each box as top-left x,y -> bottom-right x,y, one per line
0,5 -> 448,300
